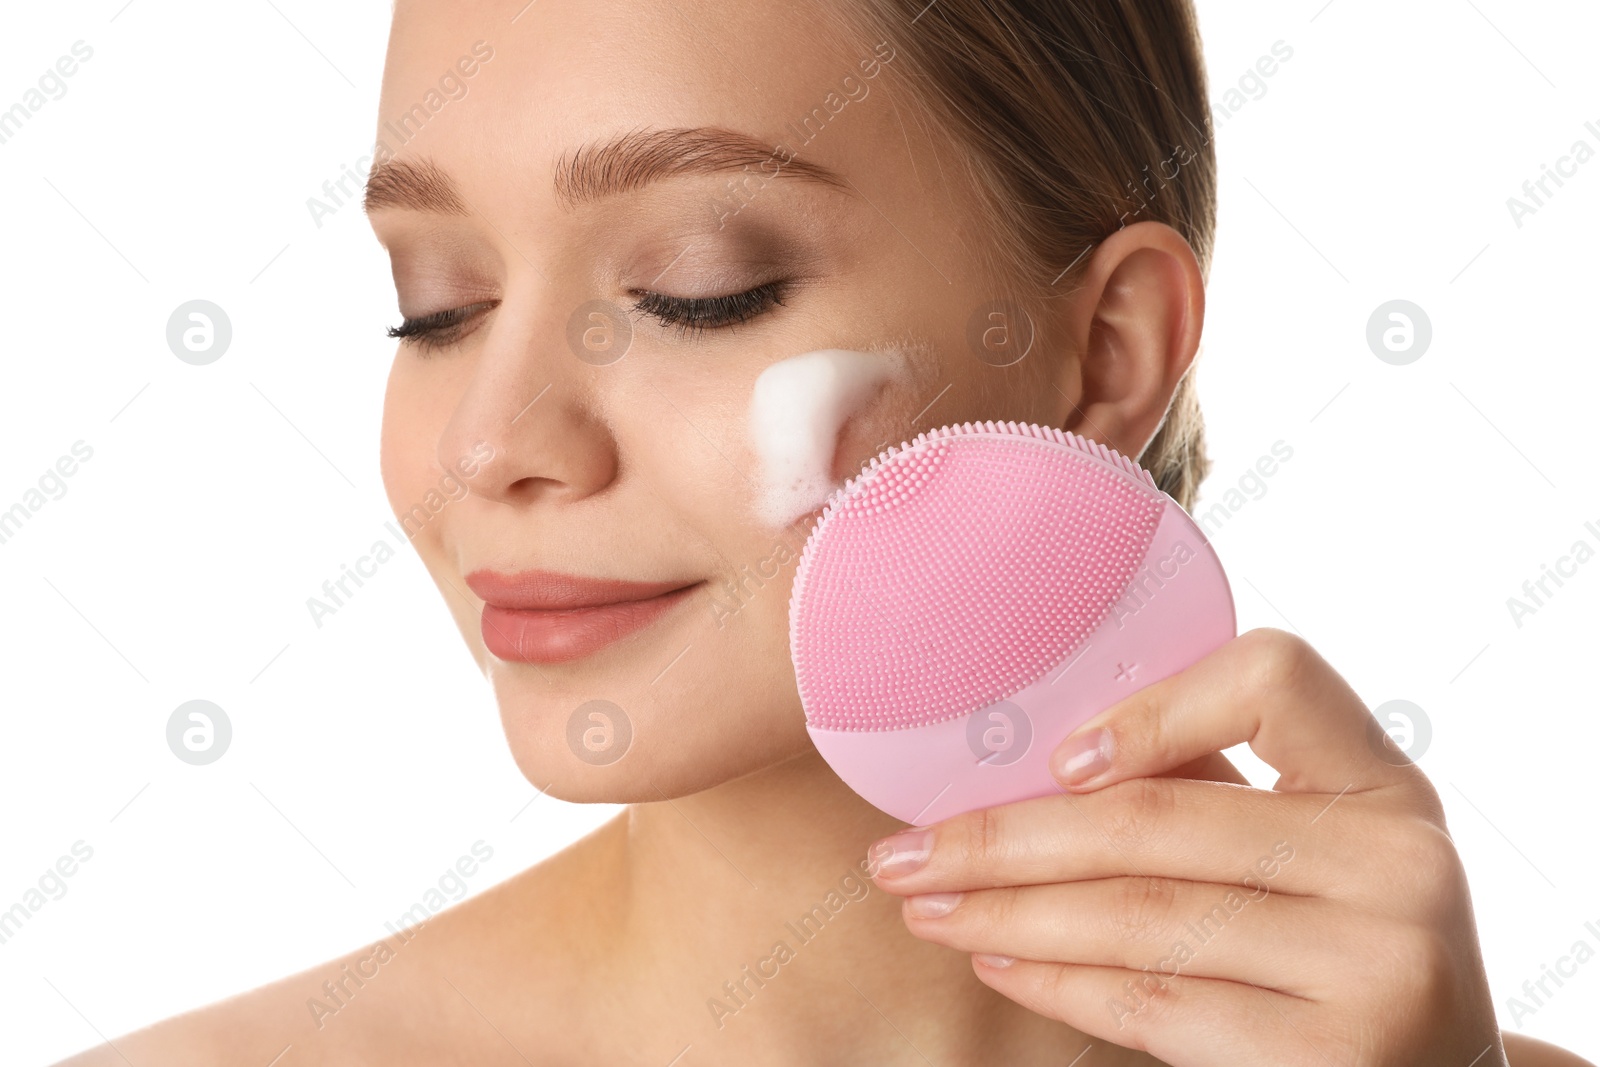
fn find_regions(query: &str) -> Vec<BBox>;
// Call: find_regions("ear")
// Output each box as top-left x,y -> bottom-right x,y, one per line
1048,221 -> 1205,462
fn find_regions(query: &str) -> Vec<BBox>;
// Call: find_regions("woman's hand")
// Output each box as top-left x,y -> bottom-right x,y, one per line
867,626 -> 1508,1067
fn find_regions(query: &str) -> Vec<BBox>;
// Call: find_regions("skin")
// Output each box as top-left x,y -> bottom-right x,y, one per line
51,0 -> 1595,1064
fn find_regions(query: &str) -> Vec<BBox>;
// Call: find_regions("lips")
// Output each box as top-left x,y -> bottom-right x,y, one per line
464,568 -> 702,664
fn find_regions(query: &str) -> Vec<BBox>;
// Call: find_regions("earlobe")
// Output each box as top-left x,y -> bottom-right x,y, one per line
1051,222 -> 1205,460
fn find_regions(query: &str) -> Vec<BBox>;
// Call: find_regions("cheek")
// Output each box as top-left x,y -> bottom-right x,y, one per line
619,367 -> 809,636
380,358 -> 497,667
625,339 -> 946,542
379,357 -> 449,544
614,360 -> 765,534
379,362 -> 417,504
837,344 -> 946,462
742,344 -> 943,530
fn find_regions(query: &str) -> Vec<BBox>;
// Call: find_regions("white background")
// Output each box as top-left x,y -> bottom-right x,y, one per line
2,0 -> 1596,1062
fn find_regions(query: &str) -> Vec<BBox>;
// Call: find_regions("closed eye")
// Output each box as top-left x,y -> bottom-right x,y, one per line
629,280 -> 787,340
387,301 -> 498,353
387,280 -> 788,354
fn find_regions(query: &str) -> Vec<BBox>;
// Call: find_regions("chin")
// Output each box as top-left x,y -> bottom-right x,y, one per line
494,684 -> 811,804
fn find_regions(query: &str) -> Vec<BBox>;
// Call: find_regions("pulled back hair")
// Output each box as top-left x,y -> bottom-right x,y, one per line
847,0 -> 1218,510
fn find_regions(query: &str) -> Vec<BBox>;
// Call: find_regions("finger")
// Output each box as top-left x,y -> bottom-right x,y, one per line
1161,749 -> 1249,787
870,778 -> 1343,898
898,874 -> 1344,995
970,956 -> 1318,1067
1050,626 -> 1430,797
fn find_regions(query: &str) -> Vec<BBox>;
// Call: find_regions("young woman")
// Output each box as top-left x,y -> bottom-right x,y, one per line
56,0 -> 1594,1063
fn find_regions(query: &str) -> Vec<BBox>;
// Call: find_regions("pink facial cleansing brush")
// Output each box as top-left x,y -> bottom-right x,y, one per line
787,420 -> 1235,825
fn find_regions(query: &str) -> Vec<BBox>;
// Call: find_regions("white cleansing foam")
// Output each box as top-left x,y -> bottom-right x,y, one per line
747,347 -> 913,528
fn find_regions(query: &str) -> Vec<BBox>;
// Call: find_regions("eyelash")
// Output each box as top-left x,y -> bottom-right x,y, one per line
387,302 -> 498,353
628,280 -> 788,340
385,282 -> 787,352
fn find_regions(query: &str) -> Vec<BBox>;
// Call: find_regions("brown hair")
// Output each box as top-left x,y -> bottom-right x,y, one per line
847,0 -> 1218,510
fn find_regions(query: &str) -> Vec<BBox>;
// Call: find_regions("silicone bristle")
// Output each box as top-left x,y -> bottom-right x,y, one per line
789,421 -> 1166,732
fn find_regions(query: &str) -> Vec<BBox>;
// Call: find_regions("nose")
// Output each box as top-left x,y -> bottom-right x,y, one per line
435,331 -> 619,507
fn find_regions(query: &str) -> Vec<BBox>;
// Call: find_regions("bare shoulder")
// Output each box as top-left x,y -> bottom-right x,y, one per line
50,817 -> 627,1067
47,918 -> 489,1067
1504,1033 -> 1599,1067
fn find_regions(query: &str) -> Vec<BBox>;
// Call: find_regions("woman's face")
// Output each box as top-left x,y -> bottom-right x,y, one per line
370,0 -> 1065,800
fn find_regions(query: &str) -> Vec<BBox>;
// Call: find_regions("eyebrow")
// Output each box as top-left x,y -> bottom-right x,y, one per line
363,125 -> 856,215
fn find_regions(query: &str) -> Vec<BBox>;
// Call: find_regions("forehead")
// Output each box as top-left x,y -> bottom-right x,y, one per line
377,0 -> 890,174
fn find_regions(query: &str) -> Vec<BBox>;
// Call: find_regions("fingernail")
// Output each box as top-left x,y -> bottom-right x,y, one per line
974,953 -> 1015,968
1053,727 -> 1113,786
906,892 -> 961,918
869,829 -> 933,877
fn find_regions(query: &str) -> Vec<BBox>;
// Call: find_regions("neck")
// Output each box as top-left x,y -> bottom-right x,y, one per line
597,748 -> 1146,1065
